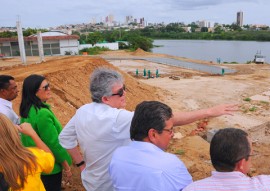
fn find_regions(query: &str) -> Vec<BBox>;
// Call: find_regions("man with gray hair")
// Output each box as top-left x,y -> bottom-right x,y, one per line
59,67 -> 237,191
0,75 -> 20,124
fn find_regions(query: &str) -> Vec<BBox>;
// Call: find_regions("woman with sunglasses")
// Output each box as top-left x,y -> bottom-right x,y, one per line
19,74 -> 72,191
0,113 -> 54,191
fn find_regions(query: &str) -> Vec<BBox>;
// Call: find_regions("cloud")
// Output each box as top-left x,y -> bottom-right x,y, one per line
166,0 -> 257,10
0,0 -> 269,27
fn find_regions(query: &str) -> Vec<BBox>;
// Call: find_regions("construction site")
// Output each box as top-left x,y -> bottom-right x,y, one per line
1,49 -> 270,191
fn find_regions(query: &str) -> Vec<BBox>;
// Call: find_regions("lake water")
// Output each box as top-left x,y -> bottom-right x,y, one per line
152,40 -> 270,63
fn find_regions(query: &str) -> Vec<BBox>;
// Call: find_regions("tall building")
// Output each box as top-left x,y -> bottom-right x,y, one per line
90,18 -> 96,24
126,16 -> 134,24
105,14 -> 114,27
197,20 -> 211,28
108,14 -> 114,23
236,11 -> 243,27
139,17 -> 145,27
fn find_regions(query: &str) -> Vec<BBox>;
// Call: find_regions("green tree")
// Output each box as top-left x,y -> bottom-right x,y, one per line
0,31 -> 15,38
72,31 -> 80,36
201,27 -> 208,32
23,28 -> 48,36
79,34 -> 87,44
166,23 -> 185,33
214,26 -> 223,34
230,23 -> 242,31
188,22 -> 199,32
126,35 -> 153,51
87,32 -> 104,46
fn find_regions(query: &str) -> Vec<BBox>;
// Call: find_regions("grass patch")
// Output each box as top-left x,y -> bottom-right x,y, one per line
174,149 -> 185,155
243,97 -> 251,102
260,101 -> 269,105
223,61 -> 238,64
79,46 -> 110,55
249,106 -> 257,112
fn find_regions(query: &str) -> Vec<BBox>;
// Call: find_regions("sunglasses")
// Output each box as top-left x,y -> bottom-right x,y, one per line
162,127 -> 174,134
40,83 -> 50,91
111,85 -> 126,97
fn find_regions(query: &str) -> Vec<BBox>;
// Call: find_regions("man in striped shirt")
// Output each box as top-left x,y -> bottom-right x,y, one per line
183,128 -> 270,191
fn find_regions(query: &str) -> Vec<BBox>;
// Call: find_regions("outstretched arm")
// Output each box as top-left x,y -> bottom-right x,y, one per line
172,104 -> 238,126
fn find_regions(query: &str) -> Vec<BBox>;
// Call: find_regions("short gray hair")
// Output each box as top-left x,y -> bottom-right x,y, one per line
90,67 -> 124,103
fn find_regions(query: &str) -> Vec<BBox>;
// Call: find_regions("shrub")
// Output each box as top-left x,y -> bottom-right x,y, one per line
65,51 -> 73,55
79,46 -> 110,55
174,149 -> 185,155
243,97 -> 251,102
249,106 -> 257,112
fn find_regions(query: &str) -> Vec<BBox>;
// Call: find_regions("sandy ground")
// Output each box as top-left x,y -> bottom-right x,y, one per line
1,49 -> 270,190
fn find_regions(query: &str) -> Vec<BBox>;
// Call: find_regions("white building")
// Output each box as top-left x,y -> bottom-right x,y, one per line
0,31 -> 79,56
197,20 -> 211,28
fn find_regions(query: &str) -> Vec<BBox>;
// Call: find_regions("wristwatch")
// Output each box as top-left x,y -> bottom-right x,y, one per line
76,160 -> 85,167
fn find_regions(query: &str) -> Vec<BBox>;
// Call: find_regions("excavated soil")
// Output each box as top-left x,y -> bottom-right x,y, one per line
1,50 -> 270,190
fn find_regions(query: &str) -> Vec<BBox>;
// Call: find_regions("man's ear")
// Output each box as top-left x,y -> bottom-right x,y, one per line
235,158 -> 245,173
101,96 -> 109,104
148,128 -> 157,144
0,89 -> 7,96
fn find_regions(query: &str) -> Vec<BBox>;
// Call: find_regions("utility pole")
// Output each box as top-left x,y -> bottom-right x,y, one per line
37,31 -> 45,63
16,17 -> 26,64
119,22 -> 121,40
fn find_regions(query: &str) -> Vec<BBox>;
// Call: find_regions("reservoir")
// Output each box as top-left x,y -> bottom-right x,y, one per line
152,40 -> 270,63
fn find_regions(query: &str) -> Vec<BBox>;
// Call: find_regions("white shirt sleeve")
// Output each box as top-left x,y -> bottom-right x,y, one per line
59,116 -> 78,149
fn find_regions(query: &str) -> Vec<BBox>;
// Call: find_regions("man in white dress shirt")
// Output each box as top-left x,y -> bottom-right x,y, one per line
59,67 -> 237,191
0,75 -> 19,124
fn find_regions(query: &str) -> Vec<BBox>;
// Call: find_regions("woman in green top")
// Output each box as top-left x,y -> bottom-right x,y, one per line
20,74 -> 72,191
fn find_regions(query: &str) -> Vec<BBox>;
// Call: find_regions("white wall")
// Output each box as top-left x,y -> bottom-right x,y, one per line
79,42 -> 119,51
60,39 -> 79,55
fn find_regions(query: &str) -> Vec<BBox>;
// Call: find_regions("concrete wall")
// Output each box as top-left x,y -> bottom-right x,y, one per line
79,42 -> 119,51
60,39 -> 79,55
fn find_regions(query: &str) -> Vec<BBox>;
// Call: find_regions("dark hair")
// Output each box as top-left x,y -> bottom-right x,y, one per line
210,128 -> 250,172
19,74 -> 49,118
130,101 -> 173,141
0,75 -> 14,90
90,68 -> 123,103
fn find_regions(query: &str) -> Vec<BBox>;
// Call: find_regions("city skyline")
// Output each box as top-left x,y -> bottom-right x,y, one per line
1,0 -> 270,28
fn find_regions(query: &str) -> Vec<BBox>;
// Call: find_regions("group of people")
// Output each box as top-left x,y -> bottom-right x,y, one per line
0,67 -> 269,191
0,74 -> 71,191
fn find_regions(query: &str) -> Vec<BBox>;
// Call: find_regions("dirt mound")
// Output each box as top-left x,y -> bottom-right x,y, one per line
131,48 -> 151,56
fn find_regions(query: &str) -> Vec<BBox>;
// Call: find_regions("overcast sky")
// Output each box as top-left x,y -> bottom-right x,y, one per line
1,0 -> 270,28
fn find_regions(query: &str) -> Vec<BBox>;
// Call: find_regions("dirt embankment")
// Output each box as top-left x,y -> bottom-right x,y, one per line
1,51 -> 270,190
